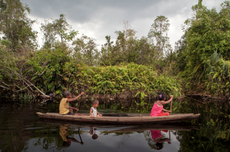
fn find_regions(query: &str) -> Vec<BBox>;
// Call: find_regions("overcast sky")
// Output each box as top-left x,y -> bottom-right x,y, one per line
20,0 -> 226,49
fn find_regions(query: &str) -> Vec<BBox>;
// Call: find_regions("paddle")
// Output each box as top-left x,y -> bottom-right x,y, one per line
78,128 -> 83,143
169,95 -> 173,144
170,96 -> 173,114
169,130 -> 171,144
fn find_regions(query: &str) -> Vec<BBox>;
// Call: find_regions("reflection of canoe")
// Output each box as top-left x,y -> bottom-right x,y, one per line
36,119 -> 199,132
36,112 -> 200,125
36,118 -> 132,129
104,123 -> 199,132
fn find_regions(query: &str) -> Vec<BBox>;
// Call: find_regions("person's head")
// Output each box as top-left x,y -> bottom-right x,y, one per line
156,142 -> 163,150
158,93 -> 165,101
92,134 -> 98,140
62,141 -> 71,147
92,100 -> 99,108
62,90 -> 71,98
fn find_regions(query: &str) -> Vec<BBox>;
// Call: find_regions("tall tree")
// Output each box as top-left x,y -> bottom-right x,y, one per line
123,20 -> 137,39
184,0 -> 230,71
175,0 -> 230,96
73,35 -> 99,66
100,35 -> 114,65
40,21 -> 56,49
148,15 -> 172,57
41,14 -> 78,49
0,0 -> 36,52
100,20 -> 157,66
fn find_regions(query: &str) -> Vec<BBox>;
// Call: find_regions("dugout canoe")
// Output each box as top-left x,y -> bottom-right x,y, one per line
36,112 -> 200,125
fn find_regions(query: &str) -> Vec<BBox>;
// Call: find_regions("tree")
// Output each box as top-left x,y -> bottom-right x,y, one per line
72,35 -> 99,66
40,21 -> 56,49
41,14 -> 78,49
0,0 -> 37,52
100,35 -> 114,65
123,20 -> 137,39
175,0 -> 230,95
148,15 -> 172,57
100,21 -> 139,65
184,0 -> 230,73
100,20 -> 156,66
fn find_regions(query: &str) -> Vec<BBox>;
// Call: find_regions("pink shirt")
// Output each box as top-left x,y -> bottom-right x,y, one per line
151,130 -> 162,140
150,101 -> 163,116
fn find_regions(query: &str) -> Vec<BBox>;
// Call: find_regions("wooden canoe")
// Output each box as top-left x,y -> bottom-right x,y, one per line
36,112 -> 200,125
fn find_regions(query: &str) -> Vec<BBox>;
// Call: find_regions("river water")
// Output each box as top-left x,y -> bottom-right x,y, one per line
0,98 -> 230,152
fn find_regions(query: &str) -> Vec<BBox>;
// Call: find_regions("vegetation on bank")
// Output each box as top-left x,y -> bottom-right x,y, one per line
165,0 -> 230,97
0,0 -> 230,101
20,46 -> 183,99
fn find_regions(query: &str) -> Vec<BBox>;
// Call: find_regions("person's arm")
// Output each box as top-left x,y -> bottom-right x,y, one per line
161,95 -> 173,105
67,92 -> 84,102
162,108 -> 172,113
69,106 -> 79,111
90,108 -> 93,118
97,111 -> 102,117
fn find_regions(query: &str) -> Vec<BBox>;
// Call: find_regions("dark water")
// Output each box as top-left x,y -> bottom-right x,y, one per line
0,99 -> 230,152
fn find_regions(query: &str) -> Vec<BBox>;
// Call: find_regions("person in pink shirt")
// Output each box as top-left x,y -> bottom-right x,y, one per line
150,93 -> 173,117
151,130 -> 171,150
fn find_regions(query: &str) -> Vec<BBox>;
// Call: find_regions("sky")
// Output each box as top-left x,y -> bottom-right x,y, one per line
20,0 -> 226,50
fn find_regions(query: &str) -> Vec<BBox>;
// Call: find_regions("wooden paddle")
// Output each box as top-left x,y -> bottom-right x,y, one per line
170,95 -> 173,114
78,128 -> 83,143
169,130 -> 171,144
169,95 -> 173,144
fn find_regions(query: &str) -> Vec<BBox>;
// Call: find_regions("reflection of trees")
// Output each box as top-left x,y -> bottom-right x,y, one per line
0,104 -> 86,151
33,128 -> 63,151
33,127 -> 86,151
117,134 -> 129,149
100,131 -> 135,149
143,130 -> 156,149
177,129 -> 230,152
0,125 -> 86,151
0,129 -> 29,152
0,104 -> 33,152
174,99 -> 230,152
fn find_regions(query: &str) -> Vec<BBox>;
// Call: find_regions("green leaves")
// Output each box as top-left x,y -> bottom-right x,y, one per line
100,21 -> 157,67
75,63 -> 181,97
174,1 -> 230,96
0,0 -> 36,51
41,14 -> 78,49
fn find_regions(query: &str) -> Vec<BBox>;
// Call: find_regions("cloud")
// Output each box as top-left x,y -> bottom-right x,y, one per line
22,0 -> 196,22
21,0 -> 226,49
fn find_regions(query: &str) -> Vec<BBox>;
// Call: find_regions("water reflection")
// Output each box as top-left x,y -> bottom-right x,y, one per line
150,130 -> 171,150
32,121 -> 184,151
0,102 -> 192,152
90,126 -> 98,140
59,124 -> 84,147
1,99 -> 230,151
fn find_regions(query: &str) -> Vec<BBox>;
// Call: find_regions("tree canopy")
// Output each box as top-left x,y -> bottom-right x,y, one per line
0,0 -> 230,99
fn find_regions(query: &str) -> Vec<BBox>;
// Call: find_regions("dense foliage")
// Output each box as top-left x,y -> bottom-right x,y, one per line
169,0 -> 230,97
0,0 -> 230,101
27,48 -> 181,99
